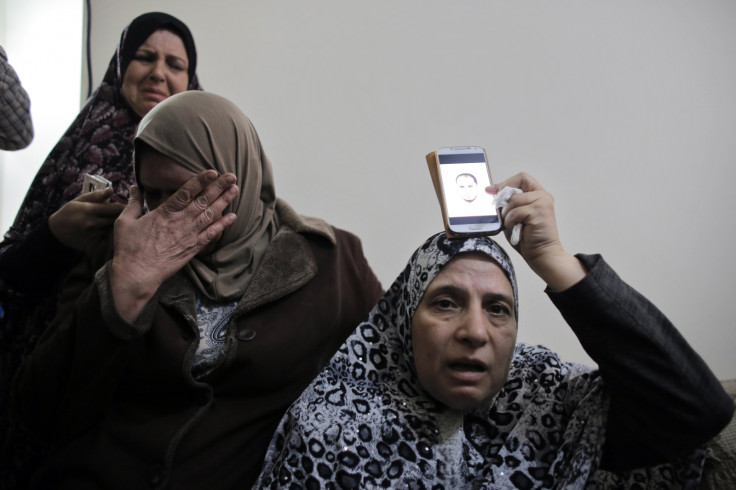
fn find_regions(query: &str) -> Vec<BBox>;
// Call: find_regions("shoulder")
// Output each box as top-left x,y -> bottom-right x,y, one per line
275,198 -> 367,253
511,342 -> 561,368
275,199 -> 335,244
273,199 -> 380,293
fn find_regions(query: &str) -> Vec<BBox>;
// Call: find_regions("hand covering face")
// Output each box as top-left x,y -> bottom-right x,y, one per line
134,91 -> 277,302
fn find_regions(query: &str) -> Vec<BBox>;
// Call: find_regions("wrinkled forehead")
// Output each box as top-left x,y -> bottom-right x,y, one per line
406,233 -> 518,319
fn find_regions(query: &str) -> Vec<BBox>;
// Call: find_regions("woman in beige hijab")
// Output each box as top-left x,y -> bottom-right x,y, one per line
13,91 -> 383,489
116,90 -> 278,318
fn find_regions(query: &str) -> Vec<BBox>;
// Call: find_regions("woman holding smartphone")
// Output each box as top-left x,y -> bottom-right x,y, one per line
255,173 -> 732,488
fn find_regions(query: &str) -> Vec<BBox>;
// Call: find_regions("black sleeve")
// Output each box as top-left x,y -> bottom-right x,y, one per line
547,254 -> 733,471
11,261 -> 153,443
0,220 -> 80,297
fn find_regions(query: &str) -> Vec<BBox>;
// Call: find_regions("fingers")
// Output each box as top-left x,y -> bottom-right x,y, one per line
488,172 -> 551,220
196,212 -> 238,249
79,203 -> 126,229
93,202 -> 126,219
193,172 -> 238,216
129,184 -> 143,204
499,190 -> 551,225
160,170 -> 237,215
487,172 -> 544,221
154,171 -> 239,253
161,170 -> 238,221
193,183 -> 239,249
81,193 -> 126,220
119,185 -> 145,222
75,187 -> 115,203
162,170 -> 219,213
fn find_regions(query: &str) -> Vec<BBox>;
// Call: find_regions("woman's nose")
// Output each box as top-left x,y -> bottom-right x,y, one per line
149,60 -> 166,82
456,307 -> 488,347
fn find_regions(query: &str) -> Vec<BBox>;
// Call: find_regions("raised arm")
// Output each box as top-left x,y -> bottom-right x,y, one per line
547,253 -> 732,469
489,172 -> 732,469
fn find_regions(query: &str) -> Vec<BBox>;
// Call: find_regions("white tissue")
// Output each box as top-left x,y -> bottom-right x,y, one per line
494,186 -> 523,246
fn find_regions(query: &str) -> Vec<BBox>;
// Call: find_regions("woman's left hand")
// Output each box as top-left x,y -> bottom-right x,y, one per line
488,172 -> 586,291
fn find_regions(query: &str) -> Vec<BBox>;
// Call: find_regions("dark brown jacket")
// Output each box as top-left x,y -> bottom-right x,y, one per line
12,203 -> 383,489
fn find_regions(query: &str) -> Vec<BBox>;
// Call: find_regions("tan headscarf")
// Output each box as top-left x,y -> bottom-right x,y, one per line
134,91 -> 277,302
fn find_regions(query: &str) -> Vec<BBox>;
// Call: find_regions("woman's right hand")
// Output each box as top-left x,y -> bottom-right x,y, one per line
110,170 -> 238,324
48,188 -> 125,253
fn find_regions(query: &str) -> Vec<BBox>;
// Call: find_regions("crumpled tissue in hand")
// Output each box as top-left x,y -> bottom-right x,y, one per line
493,186 -> 523,245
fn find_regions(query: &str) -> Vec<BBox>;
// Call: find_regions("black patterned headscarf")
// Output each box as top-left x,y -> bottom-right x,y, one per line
255,232 -> 704,489
1,12 -> 201,249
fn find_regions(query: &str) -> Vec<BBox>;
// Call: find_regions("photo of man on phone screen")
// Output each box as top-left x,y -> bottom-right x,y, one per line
456,173 -> 478,203
441,166 -> 494,219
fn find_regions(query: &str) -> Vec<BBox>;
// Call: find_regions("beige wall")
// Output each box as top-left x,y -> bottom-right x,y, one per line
19,1 -> 736,376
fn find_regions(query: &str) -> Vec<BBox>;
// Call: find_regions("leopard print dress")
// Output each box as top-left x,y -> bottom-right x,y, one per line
255,232 -> 703,489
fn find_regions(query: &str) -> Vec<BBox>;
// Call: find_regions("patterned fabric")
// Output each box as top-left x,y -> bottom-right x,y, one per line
696,379 -> 736,490
0,13 -> 201,490
191,292 -> 237,380
1,15 -> 201,248
255,232 -> 708,489
0,45 -> 33,151
255,232 -> 611,489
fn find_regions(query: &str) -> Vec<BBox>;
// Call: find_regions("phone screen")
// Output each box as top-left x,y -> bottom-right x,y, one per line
438,150 -> 499,230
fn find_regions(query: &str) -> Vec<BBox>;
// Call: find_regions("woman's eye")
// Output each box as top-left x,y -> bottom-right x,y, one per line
165,57 -> 187,71
134,53 -> 154,62
488,304 -> 510,316
434,298 -> 456,310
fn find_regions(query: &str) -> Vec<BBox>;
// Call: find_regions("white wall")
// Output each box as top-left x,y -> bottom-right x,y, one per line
14,1 -> 736,377
0,0 -> 83,231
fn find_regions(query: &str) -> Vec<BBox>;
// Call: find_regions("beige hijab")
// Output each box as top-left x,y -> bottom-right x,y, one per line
134,91 -> 277,302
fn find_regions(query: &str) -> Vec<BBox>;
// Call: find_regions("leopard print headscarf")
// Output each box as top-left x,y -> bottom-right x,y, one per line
255,232 -> 703,489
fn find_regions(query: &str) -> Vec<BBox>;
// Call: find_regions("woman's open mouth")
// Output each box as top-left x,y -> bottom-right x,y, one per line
447,360 -> 487,381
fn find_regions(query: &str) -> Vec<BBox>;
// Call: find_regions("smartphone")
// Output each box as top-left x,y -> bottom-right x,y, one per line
435,146 -> 501,235
82,173 -> 112,194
